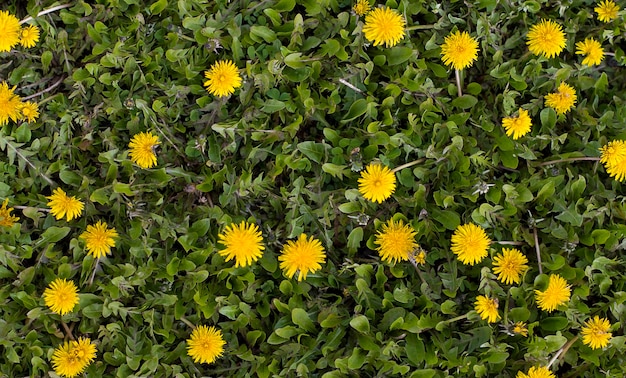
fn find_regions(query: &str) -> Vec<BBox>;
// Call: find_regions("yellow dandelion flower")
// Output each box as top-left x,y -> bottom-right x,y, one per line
535,274 -> 571,312
516,366 -> 556,378
595,0 -> 620,22
474,295 -> 500,323
440,31 -> 480,70
218,221 -> 265,267
362,7 -> 406,48
43,278 -> 79,315
358,163 -> 396,203
20,101 -> 39,123
374,219 -> 418,264
279,233 -> 326,281
581,316 -> 612,349
410,249 -> 426,265
80,220 -> 118,259
575,38 -> 604,66
545,82 -> 577,115
46,188 -> 84,221
526,19 -> 566,58
502,108 -> 532,140
513,321 -> 528,337
186,325 -> 225,364
128,131 -> 159,169
353,0 -> 371,16
204,60 -> 242,98
0,198 -> 19,227
0,82 -> 22,126
600,140 -> 626,182
0,11 -> 21,52
51,337 -> 97,378
19,25 -> 40,48
450,223 -> 491,265
492,248 -> 528,285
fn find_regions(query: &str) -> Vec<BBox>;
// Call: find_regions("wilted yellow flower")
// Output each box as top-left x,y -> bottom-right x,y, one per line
46,188 -> 84,221
374,219 -> 418,264
204,60 -> 242,97
451,223 -> 491,265
600,140 -> 626,182
218,221 -> 265,267
526,19 -> 566,58
362,7 -> 406,48
440,31 -> 480,70
0,11 -> 21,52
20,101 -> 39,123
43,278 -> 79,315
535,274 -> 570,312
0,82 -> 22,126
581,316 -> 612,349
353,0 -> 371,16
187,325 -> 225,364
492,248 -> 528,285
575,38 -> 604,66
516,366 -> 555,378
474,295 -> 500,323
358,163 -> 396,203
595,0 -> 620,22
0,198 -> 19,227
19,25 -> 40,48
80,221 -> 118,259
545,82 -> 576,115
128,131 -> 159,169
51,337 -> 97,378
513,321 -> 528,337
502,108 -> 532,140
279,233 -> 326,281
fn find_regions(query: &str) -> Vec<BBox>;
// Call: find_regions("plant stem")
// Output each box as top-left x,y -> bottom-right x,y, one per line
533,226 -> 542,275
455,69 -> 463,97
495,240 -> 525,246
180,315 -> 196,329
13,205 -> 50,212
537,157 -> 600,167
441,313 -> 469,325
88,258 -> 100,286
547,335 -> 579,369
1,136 -> 56,187
20,4 -> 72,25
392,158 -> 425,173
61,320 -> 75,340
22,76 -> 65,101
406,24 -> 436,31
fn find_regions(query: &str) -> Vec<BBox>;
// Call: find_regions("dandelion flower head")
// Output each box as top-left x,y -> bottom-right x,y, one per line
362,7 -> 406,48
353,0 -> 371,16
535,274 -> 571,312
128,131 -> 159,169
440,31 -> 480,70
20,101 -> 39,123
0,11 -> 21,52
474,295 -> 500,323
0,81 -> 22,126
545,82 -> 577,115
575,38 -> 604,66
595,0 -> 620,22
502,108 -> 532,140
80,220 -> 118,259
374,219 -> 418,264
204,60 -> 242,97
600,140 -> 626,182
492,248 -> 528,284
46,188 -> 84,221
51,337 -> 97,378
218,221 -> 265,267
526,19 -> 566,58
450,223 -> 491,265
513,321 -> 528,337
19,25 -> 40,48
279,233 -> 326,281
0,198 -> 19,227
581,316 -> 612,349
187,325 -> 226,364
43,278 -> 79,315
410,249 -> 427,265
358,163 -> 396,203
516,366 -> 556,378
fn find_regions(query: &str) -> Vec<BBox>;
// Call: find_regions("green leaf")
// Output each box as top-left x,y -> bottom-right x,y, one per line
250,25 -> 276,43
261,99 -> 286,113
292,308 -> 316,332
430,208 -> 460,230
149,0 -> 168,14
451,95 -> 478,109
40,226 -> 71,243
297,141 -> 326,163
540,108 -> 556,129
385,47 -> 414,65
350,315 -> 370,333
342,99 -> 368,122
347,227 -> 363,253
540,316 -> 569,331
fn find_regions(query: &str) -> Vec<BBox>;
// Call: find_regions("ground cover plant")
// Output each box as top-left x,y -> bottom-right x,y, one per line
0,0 -> 625,377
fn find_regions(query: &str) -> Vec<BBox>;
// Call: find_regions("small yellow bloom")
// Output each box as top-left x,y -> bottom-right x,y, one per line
218,221 -> 265,267
0,82 -> 22,126
526,19 -> 566,58
450,223 -> 491,265
534,274 -> 570,312
374,219 -> 418,264
440,31 -> 480,70
474,295 -> 500,323
43,278 -> 79,315
19,25 -> 40,48
20,101 -> 39,123
0,11 -> 21,52
51,337 -> 97,378
516,366 -> 556,378
187,325 -> 225,364
0,198 -> 19,227
545,82 -> 577,115
600,140 -> 626,182
46,188 -> 84,221
128,131 -> 159,169
410,249 -> 427,265
358,163 -> 396,203
80,220 -> 118,259
595,0 -> 620,22
204,60 -> 242,98
492,248 -> 528,285
513,321 -> 528,337
502,108 -> 532,140
279,233 -> 326,281
353,0 -> 371,16
575,38 -> 604,66
362,7 -> 406,48
581,316 -> 612,349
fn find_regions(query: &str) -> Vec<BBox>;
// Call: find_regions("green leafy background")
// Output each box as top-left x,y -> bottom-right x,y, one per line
1,0 -> 625,377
